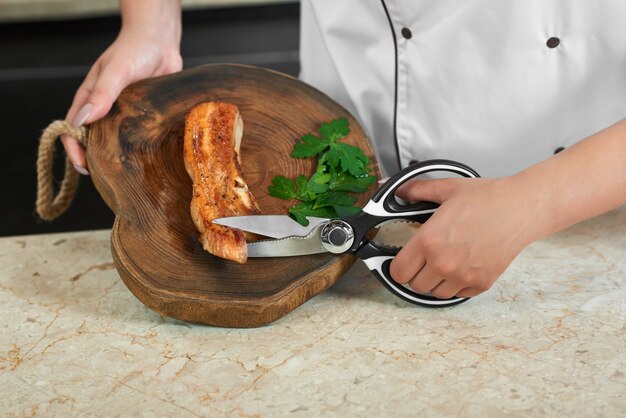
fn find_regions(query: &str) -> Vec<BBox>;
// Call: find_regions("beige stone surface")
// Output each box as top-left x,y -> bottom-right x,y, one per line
1,207 -> 625,416
0,0 -> 296,22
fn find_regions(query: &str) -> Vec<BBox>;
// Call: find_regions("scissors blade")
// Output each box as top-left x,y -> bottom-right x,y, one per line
212,215 -> 329,239
247,224 -> 328,257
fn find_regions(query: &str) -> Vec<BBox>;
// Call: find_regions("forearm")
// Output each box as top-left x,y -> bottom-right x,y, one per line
515,118 -> 626,240
119,0 -> 182,43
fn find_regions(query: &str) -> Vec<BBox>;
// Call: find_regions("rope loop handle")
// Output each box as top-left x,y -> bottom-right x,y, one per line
36,120 -> 88,221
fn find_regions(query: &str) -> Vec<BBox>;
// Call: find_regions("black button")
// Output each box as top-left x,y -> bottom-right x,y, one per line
401,28 -> 412,39
546,37 -> 560,48
554,146 -> 565,154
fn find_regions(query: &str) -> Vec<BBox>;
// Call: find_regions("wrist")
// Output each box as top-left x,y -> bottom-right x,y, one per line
507,157 -> 585,244
120,0 -> 182,45
492,172 -> 558,248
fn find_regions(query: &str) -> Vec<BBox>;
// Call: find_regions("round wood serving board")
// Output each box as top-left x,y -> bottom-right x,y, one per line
87,64 -> 380,328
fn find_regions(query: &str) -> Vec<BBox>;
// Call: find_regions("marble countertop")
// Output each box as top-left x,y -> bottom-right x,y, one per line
0,0 -> 297,23
1,207 -> 625,416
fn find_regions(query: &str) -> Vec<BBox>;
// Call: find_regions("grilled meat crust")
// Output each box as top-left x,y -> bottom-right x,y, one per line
183,102 -> 261,264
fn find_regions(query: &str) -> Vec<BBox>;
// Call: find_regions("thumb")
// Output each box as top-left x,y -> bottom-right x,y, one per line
63,62 -> 130,171
394,178 -> 456,203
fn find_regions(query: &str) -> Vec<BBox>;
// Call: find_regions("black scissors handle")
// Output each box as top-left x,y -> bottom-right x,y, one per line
347,159 -> 480,246
345,159 -> 480,307
356,241 -> 468,307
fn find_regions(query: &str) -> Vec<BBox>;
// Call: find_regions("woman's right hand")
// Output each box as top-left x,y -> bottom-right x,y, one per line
62,0 -> 183,174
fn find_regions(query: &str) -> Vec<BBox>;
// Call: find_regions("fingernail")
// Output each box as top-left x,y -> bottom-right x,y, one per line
72,103 -> 93,127
73,163 -> 90,176
378,177 -> 390,184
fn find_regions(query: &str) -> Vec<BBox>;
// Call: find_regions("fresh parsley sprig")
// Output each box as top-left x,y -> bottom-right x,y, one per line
268,118 -> 377,226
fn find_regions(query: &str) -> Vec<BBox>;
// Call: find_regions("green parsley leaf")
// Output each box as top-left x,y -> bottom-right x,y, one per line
269,118 -> 377,226
319,117 -> 350,143
333,205 -> 362,217
329,170 -> 377,193
307,165 -> 331,195
294,175 -> 310,201
313,191 -> 357,209
326,142 -> 369,176
291,133 -> 329,158
289,202 -> 336,226
268,176 -> 296,200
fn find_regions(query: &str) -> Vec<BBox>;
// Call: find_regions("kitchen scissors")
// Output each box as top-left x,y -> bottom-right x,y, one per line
214,159 -> 480,307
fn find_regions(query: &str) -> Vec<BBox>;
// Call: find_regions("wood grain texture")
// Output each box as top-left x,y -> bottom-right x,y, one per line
87,64 -> 380,328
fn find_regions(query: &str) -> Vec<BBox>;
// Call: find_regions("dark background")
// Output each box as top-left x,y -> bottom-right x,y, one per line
0,3 -> 300,237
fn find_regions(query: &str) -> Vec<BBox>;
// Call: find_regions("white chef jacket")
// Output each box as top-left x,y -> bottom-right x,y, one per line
299,0 -> 626,177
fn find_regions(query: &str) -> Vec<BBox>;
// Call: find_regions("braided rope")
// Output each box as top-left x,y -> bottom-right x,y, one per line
36,120 -> 87,221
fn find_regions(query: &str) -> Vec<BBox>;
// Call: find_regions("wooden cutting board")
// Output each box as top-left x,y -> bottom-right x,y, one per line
86,64 -> 380,328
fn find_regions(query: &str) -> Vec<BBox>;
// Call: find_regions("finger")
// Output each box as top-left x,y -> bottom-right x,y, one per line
407,263 -> 443,294
68,60 -> 130,128
62,65 -> 101,171
389,237 -> 426,284
79,62 -> 131,124
66,62 -> 101,125
430,281 -> 464,300
60,135 -> 88,174
61,64 -> 99,169
395,178 -> 454,203
63,61 -> 130,172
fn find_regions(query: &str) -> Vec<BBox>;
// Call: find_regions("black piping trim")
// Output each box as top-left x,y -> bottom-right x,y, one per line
380,0 -> 402,171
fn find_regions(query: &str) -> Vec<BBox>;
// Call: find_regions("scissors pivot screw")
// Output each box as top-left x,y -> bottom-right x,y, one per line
320,220 -> 355,254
